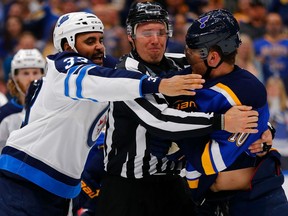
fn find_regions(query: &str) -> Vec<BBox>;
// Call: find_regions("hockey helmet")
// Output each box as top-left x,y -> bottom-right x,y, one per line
53,12 -> 104,52
186,9 -> 241,59
11,48 -> 46,79
126,1 -> 172,37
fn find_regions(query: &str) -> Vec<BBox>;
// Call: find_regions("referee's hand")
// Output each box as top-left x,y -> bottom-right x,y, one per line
224,105 -> 259,133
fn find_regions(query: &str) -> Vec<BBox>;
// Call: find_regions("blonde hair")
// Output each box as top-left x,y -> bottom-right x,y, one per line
266,76 -> 288,111
7,77 -> 22,100
238,34 -> 255,63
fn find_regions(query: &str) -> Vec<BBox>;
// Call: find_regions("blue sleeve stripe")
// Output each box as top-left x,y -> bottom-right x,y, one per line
64,65 -> 81,97
85,98 -> 98,102
139,75 -> 148,97
0,154 -> 81,198
76,65 -> 92,98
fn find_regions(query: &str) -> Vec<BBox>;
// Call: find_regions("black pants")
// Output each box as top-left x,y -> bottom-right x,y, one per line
97,173 -> 196,216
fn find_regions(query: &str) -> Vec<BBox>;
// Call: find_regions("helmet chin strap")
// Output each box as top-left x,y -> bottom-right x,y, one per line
72,46 -> 78,53
203,58 -> 223,79
12,78 -> 26,97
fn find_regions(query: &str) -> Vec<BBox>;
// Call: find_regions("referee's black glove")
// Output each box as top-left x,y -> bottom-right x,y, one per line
147,133 -> 171,159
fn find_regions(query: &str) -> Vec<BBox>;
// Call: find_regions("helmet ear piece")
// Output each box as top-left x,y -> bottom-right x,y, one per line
127,25 -> 132,36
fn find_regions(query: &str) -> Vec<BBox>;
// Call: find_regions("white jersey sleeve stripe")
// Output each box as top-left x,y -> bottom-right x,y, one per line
211,83 -> 241,106
210,139 -> 227,172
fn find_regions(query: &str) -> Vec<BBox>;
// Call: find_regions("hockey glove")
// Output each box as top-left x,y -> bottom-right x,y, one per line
147,133 -> 172,159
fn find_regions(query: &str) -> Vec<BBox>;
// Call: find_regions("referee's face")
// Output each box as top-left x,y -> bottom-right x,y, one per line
133,22 -> 168,64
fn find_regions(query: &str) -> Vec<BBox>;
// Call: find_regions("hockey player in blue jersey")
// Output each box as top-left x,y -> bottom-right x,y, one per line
0,11 -> 225,216
177,9 -> 288,215
0,48 -> 46,152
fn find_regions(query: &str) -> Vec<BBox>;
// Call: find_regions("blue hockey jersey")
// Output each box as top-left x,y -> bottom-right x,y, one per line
174,66 -> 269,189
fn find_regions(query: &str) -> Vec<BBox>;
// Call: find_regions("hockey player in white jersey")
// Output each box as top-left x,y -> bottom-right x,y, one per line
0,48 -> 45,152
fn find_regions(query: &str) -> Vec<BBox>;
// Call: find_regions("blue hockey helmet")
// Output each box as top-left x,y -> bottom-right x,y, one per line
186,9 -> 241,58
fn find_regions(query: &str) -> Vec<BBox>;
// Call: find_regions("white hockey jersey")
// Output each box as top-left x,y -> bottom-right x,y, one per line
0,51 -> 162,198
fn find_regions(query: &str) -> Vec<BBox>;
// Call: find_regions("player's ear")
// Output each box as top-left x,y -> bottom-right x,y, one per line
128,35 -> 133,42
63,42 -> 73,51
128,35 -> 135,49
207,51 -> 221,67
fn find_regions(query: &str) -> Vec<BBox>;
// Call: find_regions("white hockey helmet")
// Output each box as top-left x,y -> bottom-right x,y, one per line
11,48 -> 46,79
53,12 -> 104,52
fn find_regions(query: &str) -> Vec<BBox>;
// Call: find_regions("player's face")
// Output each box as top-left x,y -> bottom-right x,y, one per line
133,22 -> 168,64
15,68 -> 43,93
185,46 -> 207,76
75,32 -> 105,66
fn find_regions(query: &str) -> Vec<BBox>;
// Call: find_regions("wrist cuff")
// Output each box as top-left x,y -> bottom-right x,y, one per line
141,76 -> 161,95
212,114 -> 223,130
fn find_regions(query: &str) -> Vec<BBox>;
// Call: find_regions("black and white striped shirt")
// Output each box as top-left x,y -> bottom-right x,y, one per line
104,51 -> 221,178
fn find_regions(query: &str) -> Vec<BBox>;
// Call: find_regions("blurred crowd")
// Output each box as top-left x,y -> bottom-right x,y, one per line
0,0 -> 288,169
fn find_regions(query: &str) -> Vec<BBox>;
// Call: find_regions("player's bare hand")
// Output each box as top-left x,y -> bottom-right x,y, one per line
159,74 -> 205,96
224,105 -> 258,133
248,129 -> 272,156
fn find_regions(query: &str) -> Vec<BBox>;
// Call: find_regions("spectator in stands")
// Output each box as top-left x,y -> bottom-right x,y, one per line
200,0 -> 225,13
166,13 -> 188,53
254,12 -> 288,93
233,0 -> 251,24
93,3 -> 130,58
236,33 -> 264,82
268,0 -> 288,28
0,16 -> 24,61
3,31 -> 38,83
239,0 -> 267,40
266,76 -> 288,170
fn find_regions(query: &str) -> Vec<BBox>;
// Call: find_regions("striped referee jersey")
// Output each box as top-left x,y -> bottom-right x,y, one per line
104,51 -> 222,178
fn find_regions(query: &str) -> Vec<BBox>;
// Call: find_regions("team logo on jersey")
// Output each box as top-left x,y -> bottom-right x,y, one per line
198,15 -> 210,29
81,180 -> 100,199
58,15 -> 69,27
173,99 -> 197,111
87,106 -> 109,147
